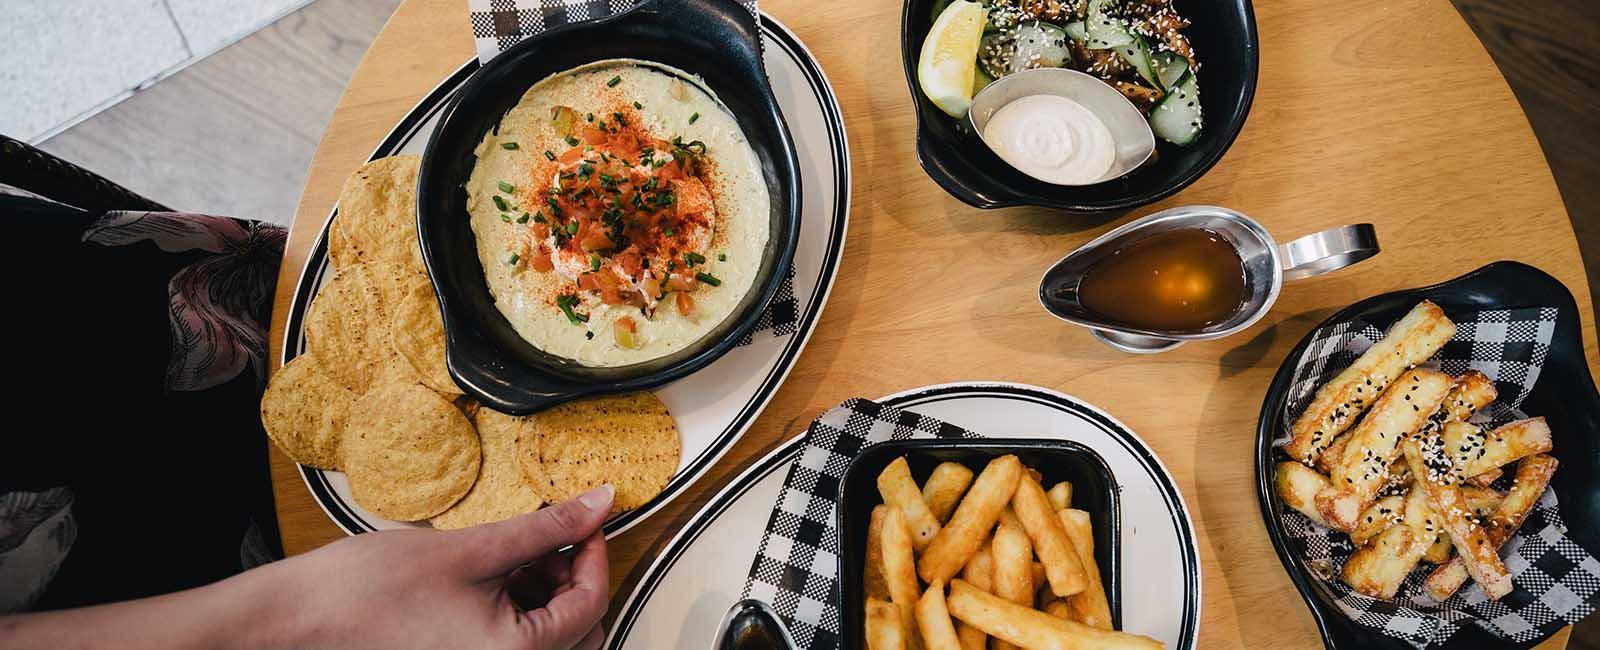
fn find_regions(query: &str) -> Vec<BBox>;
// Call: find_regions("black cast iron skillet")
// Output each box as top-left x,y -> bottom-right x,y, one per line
1255,261 -> 1600,648
418,0 -> 800,415
899,0 -> 1259,214
836,438 -> 1121,650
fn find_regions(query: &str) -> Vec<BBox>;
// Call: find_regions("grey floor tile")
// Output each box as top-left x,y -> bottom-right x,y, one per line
1,0 -> 191,141
165,0 -> 312,56
39,0 -> 403,226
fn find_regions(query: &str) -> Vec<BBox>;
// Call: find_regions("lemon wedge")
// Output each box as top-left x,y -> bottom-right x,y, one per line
918,0 -> 986,117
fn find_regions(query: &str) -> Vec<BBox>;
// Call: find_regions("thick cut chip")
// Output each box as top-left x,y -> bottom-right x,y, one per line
304,264 -> 391,393
345,381 -> 481,521
393,280 -> 462,396
518,392 -> 679,512
329,155 -> 425,272
259,354 -> 352,469
431,408 -> 543,529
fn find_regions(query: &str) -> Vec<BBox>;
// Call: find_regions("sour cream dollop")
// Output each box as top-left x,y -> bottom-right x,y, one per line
982,94 -> 1116,185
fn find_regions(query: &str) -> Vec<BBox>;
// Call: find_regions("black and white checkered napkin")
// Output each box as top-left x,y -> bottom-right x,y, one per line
740,398 -> 977,649
462,0 -> 797,343
467,0 -> 759,64
1275,306 -> 1600,647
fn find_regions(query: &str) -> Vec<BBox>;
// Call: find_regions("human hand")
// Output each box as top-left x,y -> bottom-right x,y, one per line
253,484 -> 615,649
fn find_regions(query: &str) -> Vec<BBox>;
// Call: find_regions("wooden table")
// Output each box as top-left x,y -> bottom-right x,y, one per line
266,0 -> 1596,646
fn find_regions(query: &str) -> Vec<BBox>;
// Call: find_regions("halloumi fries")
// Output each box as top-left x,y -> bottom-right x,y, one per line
1060,509 -> 1113,630
1349,494 -> 1405,546
1341,488 -> 1431,599
1275,461 -> 1332,527
1315,368 -> 1453,531
947,580 -> 1162,650
880,457 -> 943,551
919,455 -> 1023,585
923,462 -> 975,524
1401,436 -> 1512,599
1425,454 -> 1558,600
1286,301 -> 1456,463
867,598 -> 908,650
1013,476 -> 1088,597
1441,418 -> 1554,480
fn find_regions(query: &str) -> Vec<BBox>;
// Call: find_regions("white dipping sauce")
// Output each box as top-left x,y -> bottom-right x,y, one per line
982,94 -> 1116,185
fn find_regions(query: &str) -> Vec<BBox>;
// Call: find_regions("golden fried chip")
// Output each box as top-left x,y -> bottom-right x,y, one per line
304,264 -> 392,393
431,409 -> 545,529
329,155 -> 425,273
518,392 -> 679,512
259,354 -> 351,470
345,381 -> 481,521
393,280 -> 461,396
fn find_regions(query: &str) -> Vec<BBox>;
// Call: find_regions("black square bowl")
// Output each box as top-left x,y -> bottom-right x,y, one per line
899,0 -> 1258,214
1255,261 -> 1600,649
837,438 -> 1121,649
417,0 -> 800,414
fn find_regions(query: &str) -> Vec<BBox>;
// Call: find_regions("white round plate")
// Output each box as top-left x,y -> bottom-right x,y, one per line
605,382 -> 1202,649
278,16 -> 850,538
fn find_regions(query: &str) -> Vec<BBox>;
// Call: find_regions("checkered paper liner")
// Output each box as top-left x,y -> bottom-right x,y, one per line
462,0 -> 796,344
1274,306 -> 1600,647
739,398 -> 978,649
467,0 -> 759,64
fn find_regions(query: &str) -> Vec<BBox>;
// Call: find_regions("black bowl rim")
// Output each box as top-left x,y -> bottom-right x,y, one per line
1253,260 -> 1600,649
897,0 -> 1261,213
834,436 -> 1123,650
416,0 -> 801,413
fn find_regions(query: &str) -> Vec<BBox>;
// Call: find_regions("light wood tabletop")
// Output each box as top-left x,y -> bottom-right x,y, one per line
265,0 -> 1596,646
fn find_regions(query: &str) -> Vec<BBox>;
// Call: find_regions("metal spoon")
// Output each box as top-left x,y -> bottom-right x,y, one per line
711,599 -> 798,650
967,67 -> 1156,186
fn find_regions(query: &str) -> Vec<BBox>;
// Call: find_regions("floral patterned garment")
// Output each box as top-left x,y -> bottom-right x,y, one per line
0,185 -> 284,612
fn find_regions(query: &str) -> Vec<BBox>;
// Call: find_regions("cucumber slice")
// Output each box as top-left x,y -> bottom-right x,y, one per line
1150,68 -> 1203,145
978,22 -> 1071,78
1064,20 -> 1088,43
1115,36 -> 1160,89
1085,0 -> 1134,49
1155,52 -> 1189,91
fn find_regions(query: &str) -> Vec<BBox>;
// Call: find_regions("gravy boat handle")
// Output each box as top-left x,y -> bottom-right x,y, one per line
1278,224 -> 1380,281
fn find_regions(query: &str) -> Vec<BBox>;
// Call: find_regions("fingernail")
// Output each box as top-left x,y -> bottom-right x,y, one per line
578,484 -> 614,511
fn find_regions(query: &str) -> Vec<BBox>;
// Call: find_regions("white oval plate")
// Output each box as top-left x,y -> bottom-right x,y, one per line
605,382 -> 1202,649
278,15 -> 850,538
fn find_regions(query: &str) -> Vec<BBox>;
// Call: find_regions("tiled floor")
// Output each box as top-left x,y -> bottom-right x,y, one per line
0,0 -> 310,143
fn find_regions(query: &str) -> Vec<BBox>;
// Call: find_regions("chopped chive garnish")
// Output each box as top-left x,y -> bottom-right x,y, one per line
633,101 -> 643,109
586,112 -> 594,122
556,294 -> 588,324
505,252 -> 520,265
685,252 -> 706,267
500,213 -> 512,223
566,222 -> 579,235
565,136 -> 580,147
501,142 -> 519,150
498,181 -> 515,193
607,75 -> 622,87
663,227 -> 676,237
544,150 -> 556,161
533,211 -> 546,223
589,252 -> 602,271
585,331 -> 594,340
718,253 -> 727,261
613,112 -> 626,126
695,272 -> 721,286
516,212 -> 531,224
689,112 -> 700,124
492,195 -> 509,211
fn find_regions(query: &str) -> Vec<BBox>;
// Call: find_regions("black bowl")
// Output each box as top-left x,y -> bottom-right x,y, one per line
1255,261 -> 1600,649
417,0 -> 800,414
899,0 -> 1258,213
836,438 -> 1121,649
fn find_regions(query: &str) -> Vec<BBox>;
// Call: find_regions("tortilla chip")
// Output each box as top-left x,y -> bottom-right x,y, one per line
329,155 -> 425,273
517,392 -> 680,512
345,381 -> 481,521
431,409 -> 545,529
259,354 -> 351,469
393,280 -> 461,396
304,264 -> 392,393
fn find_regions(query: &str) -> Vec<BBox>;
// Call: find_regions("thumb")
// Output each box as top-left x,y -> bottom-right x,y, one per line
467,484 -> 614,576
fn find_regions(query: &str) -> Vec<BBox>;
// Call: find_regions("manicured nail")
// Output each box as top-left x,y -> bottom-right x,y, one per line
578,484 -> 614,511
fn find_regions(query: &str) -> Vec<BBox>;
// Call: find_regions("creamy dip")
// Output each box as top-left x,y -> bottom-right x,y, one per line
982,94 -> 1115,185
466,60 -> 770,366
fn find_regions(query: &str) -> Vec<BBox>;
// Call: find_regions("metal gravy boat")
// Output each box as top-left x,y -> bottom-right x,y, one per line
1039,206 -> 1379,353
